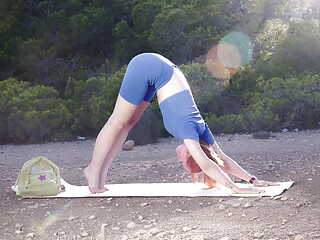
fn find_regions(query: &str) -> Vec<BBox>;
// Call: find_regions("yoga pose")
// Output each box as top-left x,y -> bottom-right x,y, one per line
84,53 -> 276,194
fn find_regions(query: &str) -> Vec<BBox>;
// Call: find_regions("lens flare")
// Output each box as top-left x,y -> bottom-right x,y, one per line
206,32 -> 253,80
30,201 -> 72,235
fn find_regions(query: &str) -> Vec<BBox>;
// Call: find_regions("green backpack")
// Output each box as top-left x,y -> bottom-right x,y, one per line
13,156 -> 63,197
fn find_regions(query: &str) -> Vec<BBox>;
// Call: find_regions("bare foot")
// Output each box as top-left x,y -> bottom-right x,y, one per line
84,166 -> 108,194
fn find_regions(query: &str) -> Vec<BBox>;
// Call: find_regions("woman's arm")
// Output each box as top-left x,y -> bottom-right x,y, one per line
184,139 -> 263,194
210,142 -> 254,182
210,142 -> 279,187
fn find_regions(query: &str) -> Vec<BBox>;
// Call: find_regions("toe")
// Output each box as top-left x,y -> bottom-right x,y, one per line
88,186 -> 107,194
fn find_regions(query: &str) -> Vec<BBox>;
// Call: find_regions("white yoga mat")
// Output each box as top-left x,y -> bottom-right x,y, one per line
12,178 -> 294,198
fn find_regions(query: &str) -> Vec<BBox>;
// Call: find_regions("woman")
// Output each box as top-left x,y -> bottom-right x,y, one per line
84,53 -> 275,194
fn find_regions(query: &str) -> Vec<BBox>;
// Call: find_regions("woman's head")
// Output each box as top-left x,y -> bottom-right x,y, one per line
176,142 -> 218,187
175,141 -> 218,173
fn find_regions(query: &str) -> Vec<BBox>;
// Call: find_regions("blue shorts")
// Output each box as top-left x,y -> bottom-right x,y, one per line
119,53 -> 176,105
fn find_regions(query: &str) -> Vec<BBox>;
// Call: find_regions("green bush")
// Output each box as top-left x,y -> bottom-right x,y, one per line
205,113 -> 247,134
64,66 -> 125,136
228,66 -> 260,106
179,63 -> 225,112
205,73 -> 320,133
257,20 -> 320,79
0,78 -> 72,143
254,74 -> 320,129
241,100 -> 281,132
90,67 -> 125,129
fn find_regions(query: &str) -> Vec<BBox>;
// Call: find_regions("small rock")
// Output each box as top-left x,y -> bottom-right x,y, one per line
173,208 -> 183,213
122,140 -> 135,151
282,219 -> 288,225
149,227 -> 161,235
156,231 -> 169,237
26,233 -> 35,239
80,231 -> 89,237
218,204 -> 226,210
112,226 -> 120,231
140,202 -> 149,207
127,222 -> 136,229
227,212 -> 233,217
294,235 -> 304,240
254,232 -> 264,238
231,203 -> 241,208
68,216 -> 78,221
282,128 -> 289,133
281,196 -> 288,201
168,200 -> 173,204
15,229 -> 23,234
88,215 -> 96,220
219,237 -> 230,240
133,229 -> 148,236
182,226 -> 191,232
243,202 -> 253,208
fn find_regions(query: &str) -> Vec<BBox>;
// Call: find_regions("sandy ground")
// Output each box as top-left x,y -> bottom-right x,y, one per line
0,130 -> 320,240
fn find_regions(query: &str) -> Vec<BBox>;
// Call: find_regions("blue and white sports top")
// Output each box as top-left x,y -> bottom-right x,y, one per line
159,90 -> 215,145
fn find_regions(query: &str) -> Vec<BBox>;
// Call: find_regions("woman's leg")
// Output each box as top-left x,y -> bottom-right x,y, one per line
99,101 -> 149,188
84,95 -> 143,193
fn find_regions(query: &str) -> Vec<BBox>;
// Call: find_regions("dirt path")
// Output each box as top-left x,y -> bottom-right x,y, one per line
1,130 -> 320,240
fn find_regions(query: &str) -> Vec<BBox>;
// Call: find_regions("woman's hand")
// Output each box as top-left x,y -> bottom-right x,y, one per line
211,151 -> 225,167
253,179 -> 280,187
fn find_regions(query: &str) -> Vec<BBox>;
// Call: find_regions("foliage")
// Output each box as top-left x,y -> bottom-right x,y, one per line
64,66 -> 125,136
0,78 -> 71,143
206,113 -> 247,134
1,0 -> 320,143
257,20 -> 320,78
179,63 -> 224,112
253,74 -> 320,129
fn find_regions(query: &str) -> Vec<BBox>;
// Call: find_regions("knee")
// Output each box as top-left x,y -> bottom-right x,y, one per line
127,115 -> 140,128
108,114 -> 138,130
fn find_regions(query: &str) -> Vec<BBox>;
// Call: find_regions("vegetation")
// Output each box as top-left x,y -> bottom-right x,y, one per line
1,0 -> 319,143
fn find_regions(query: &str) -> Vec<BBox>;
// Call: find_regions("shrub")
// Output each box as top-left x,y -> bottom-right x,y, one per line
254,74 -> 320,129
205,73 -> 320,133
257,20 -> 320,79
0,78 -> 71,143
205,113 -> 247,134
179,63 -> 225,112
64,66 -> 125,136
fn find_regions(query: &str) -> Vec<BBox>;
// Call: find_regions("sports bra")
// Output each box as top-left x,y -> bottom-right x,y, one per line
159,90 -> 215,145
